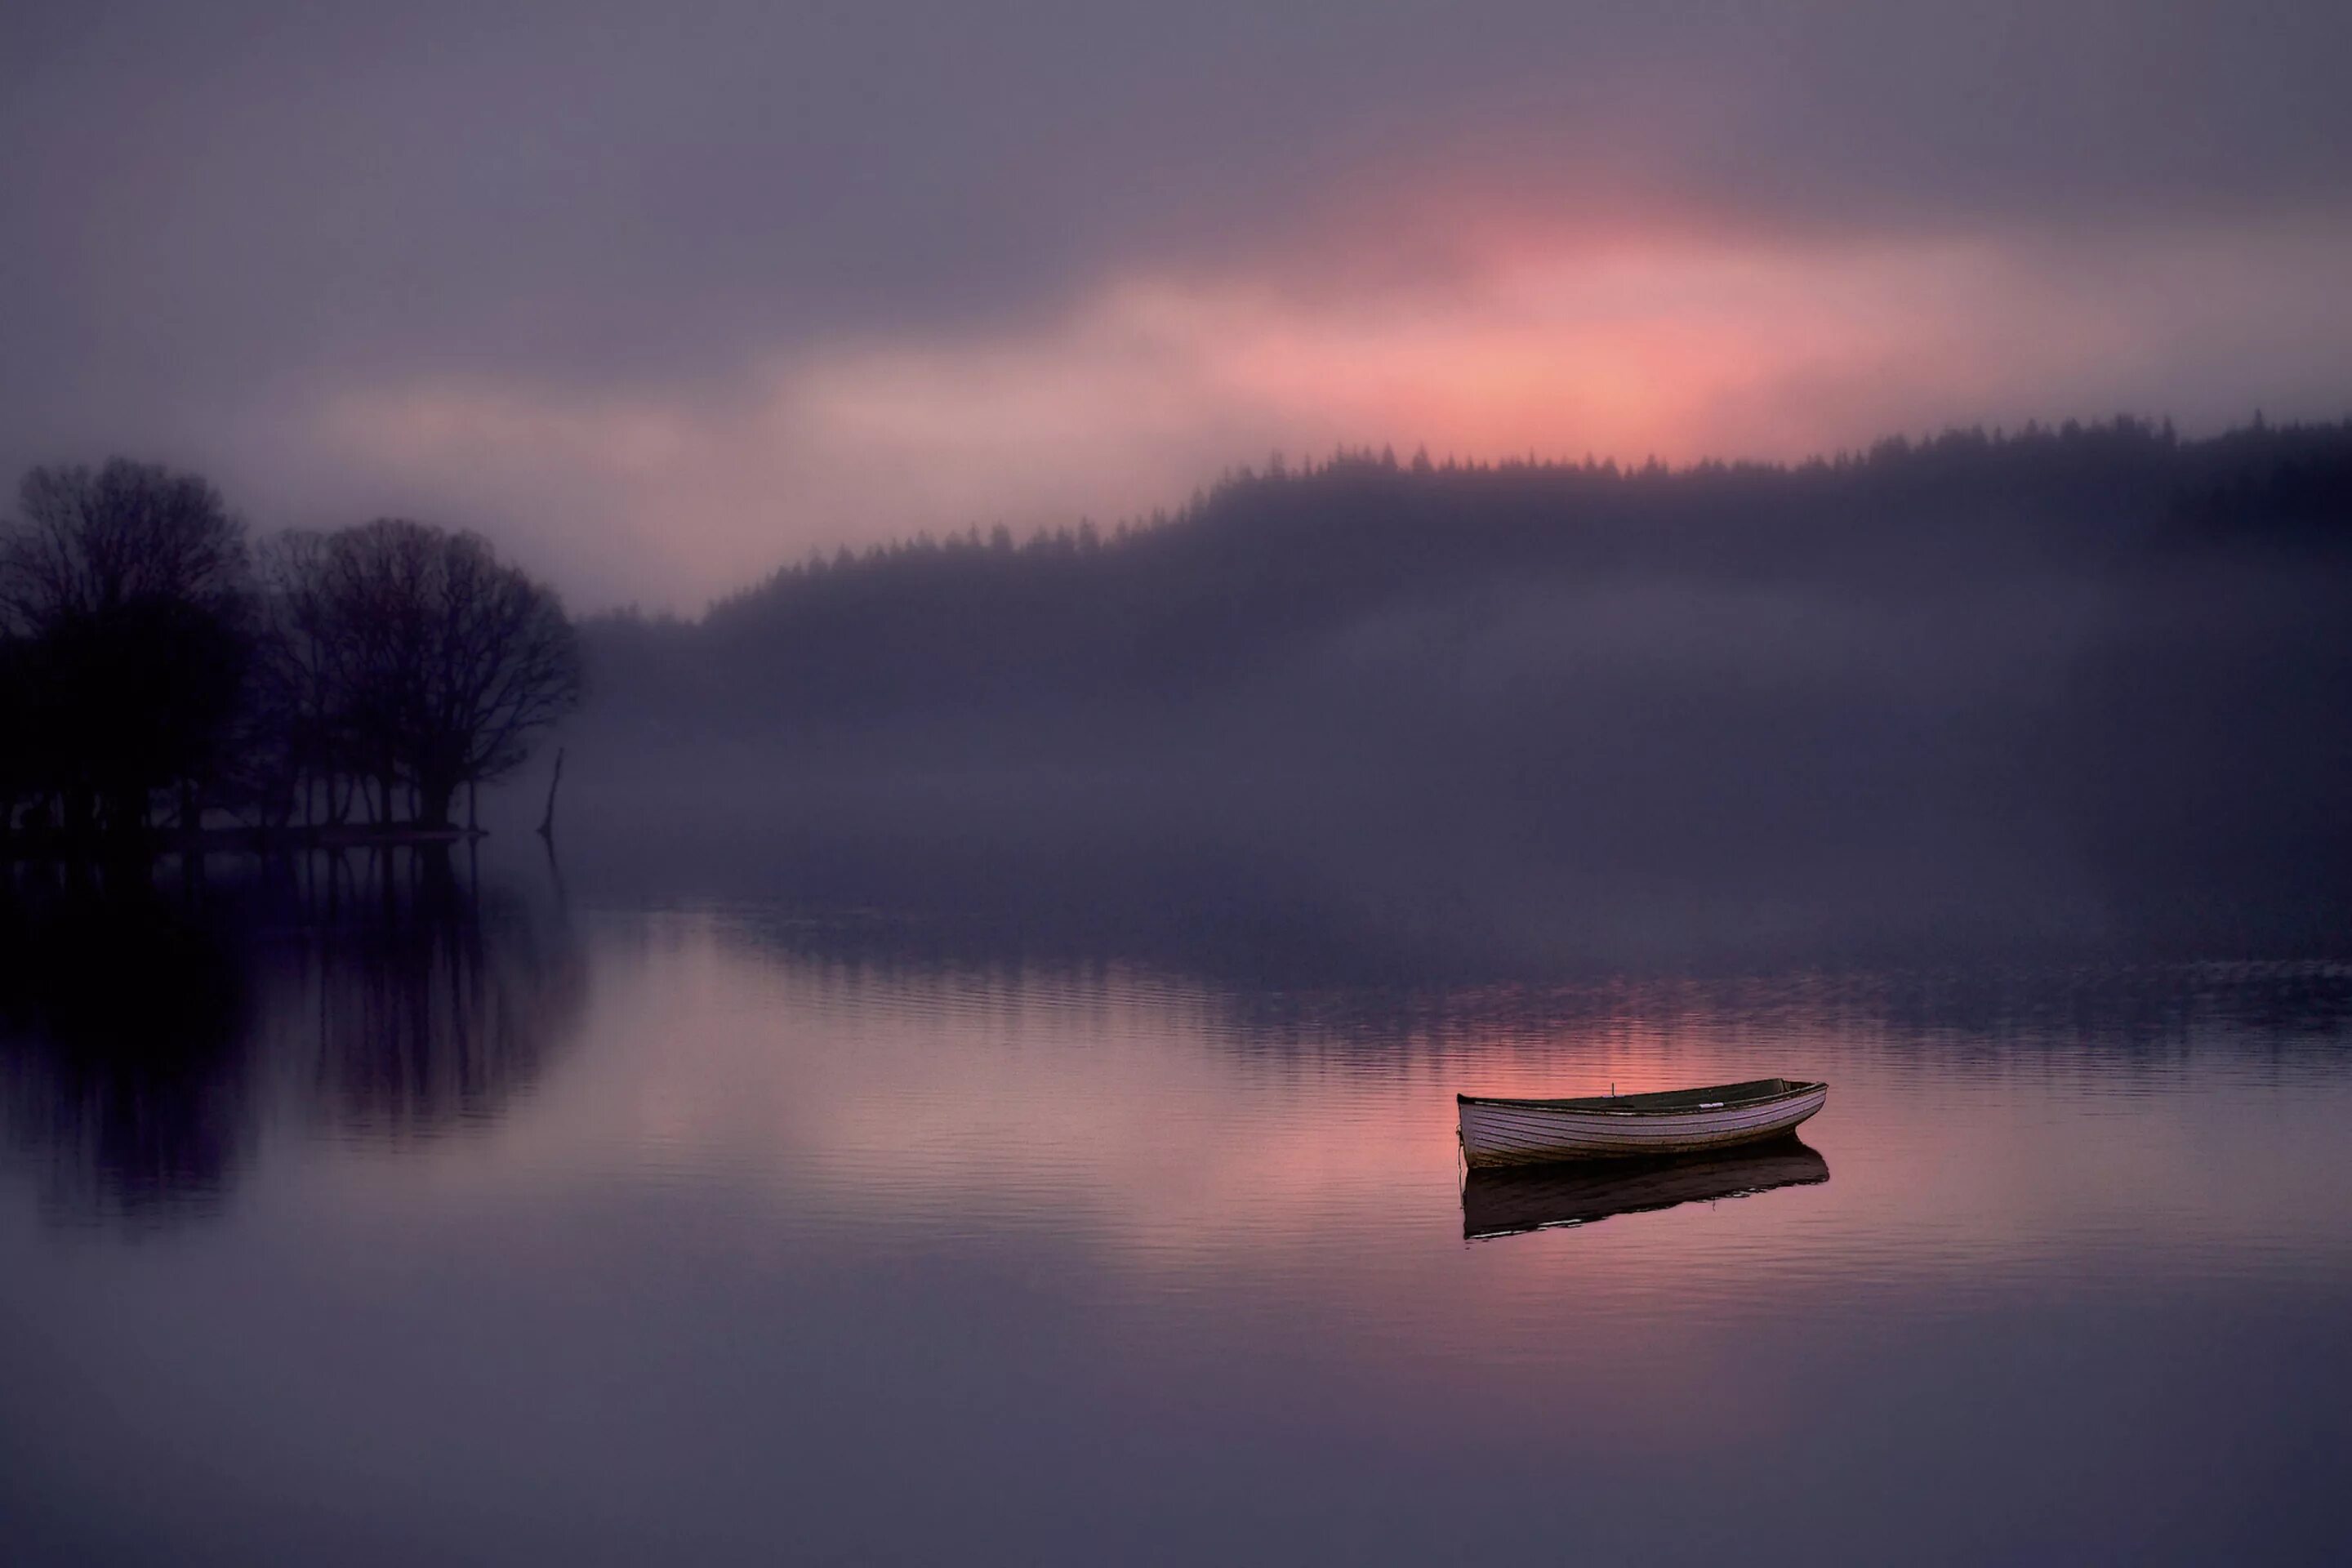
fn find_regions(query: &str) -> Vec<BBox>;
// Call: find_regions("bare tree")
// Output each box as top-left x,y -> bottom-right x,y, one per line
265,519 -> 581,829
248,531 -> 352,826
1,460 -> 252,836
1,460 -> 247,633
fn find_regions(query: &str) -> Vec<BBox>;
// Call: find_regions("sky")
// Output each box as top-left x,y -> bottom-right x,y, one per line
4,0 -> 2350,611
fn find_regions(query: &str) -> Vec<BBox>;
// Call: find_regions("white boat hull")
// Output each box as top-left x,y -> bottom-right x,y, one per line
1458,1081 -> 1827,1168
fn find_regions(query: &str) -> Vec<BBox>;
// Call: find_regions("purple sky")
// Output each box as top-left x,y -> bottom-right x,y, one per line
5,0 -> 2350,609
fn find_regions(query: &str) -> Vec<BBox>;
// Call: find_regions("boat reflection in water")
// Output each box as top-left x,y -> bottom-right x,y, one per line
1461,1137 -> 1829,1240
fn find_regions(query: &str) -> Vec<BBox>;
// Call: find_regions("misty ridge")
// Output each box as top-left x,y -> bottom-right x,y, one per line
5,414 -> 2350,975
566,416 -> 2352,971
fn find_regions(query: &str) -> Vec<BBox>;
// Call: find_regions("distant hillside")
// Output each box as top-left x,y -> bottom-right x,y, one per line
560,416 -> 2352,968
584,416 -> 2352,733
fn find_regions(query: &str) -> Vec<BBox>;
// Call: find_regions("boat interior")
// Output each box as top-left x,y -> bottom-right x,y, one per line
1456,1077 -> 1822,1111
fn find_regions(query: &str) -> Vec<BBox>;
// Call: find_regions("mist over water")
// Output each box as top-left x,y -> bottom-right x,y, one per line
7,421 -> 2351,1566
563,424 -> 2352,976
11,0 -> 2352,1552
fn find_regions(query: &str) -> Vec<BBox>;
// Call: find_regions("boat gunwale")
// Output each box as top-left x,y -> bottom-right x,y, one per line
1454,1078 -> 1825,1116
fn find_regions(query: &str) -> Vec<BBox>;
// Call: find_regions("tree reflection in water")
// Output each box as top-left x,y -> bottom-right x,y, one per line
0,873 -> 254,1225
271,847 -> 586,1143
0,847 -> 584,1227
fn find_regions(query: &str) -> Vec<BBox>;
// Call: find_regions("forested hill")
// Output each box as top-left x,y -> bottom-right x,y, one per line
584,416 -> 2352,733
561,415 -> 2352,964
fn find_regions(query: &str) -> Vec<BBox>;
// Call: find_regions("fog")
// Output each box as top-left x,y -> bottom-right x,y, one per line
533,419 -> 2352,978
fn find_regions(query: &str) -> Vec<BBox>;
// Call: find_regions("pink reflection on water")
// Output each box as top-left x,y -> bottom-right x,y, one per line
330,917 -> 2352,1336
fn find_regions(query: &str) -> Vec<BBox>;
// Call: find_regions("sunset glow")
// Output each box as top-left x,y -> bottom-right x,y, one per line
297,217 -> 2352,608
11,4 -> 2352,1560
9,1 -> 2352,609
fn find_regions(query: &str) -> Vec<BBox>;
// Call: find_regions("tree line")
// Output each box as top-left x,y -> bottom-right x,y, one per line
587,414 -> 2352,731
1,459 -> 581,853
563,412 -> 2352,963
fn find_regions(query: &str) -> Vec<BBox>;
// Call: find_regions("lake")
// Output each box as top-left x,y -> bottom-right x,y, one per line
4,852 -> 2349,1565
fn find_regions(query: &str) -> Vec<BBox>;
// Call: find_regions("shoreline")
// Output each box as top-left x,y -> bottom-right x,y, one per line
3,824 -> 489,862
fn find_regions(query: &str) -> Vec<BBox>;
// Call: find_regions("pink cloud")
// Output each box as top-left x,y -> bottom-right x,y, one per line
296,216 -> 2352,610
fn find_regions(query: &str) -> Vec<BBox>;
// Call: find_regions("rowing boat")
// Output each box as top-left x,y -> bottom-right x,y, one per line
1461,1139 -> 1829,1239
1456,1076 -> 1826,1168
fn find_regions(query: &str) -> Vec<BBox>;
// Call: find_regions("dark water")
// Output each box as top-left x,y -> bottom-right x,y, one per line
4,857 -> 2350,1565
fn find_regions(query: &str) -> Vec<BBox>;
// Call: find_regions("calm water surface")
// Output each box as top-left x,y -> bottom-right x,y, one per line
3,863 -> 2350,1564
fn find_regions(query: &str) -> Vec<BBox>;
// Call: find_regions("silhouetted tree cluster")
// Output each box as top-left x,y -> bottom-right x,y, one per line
250,520 -> 582,829
0,461 -> 251,844
1,460 -> 581,851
